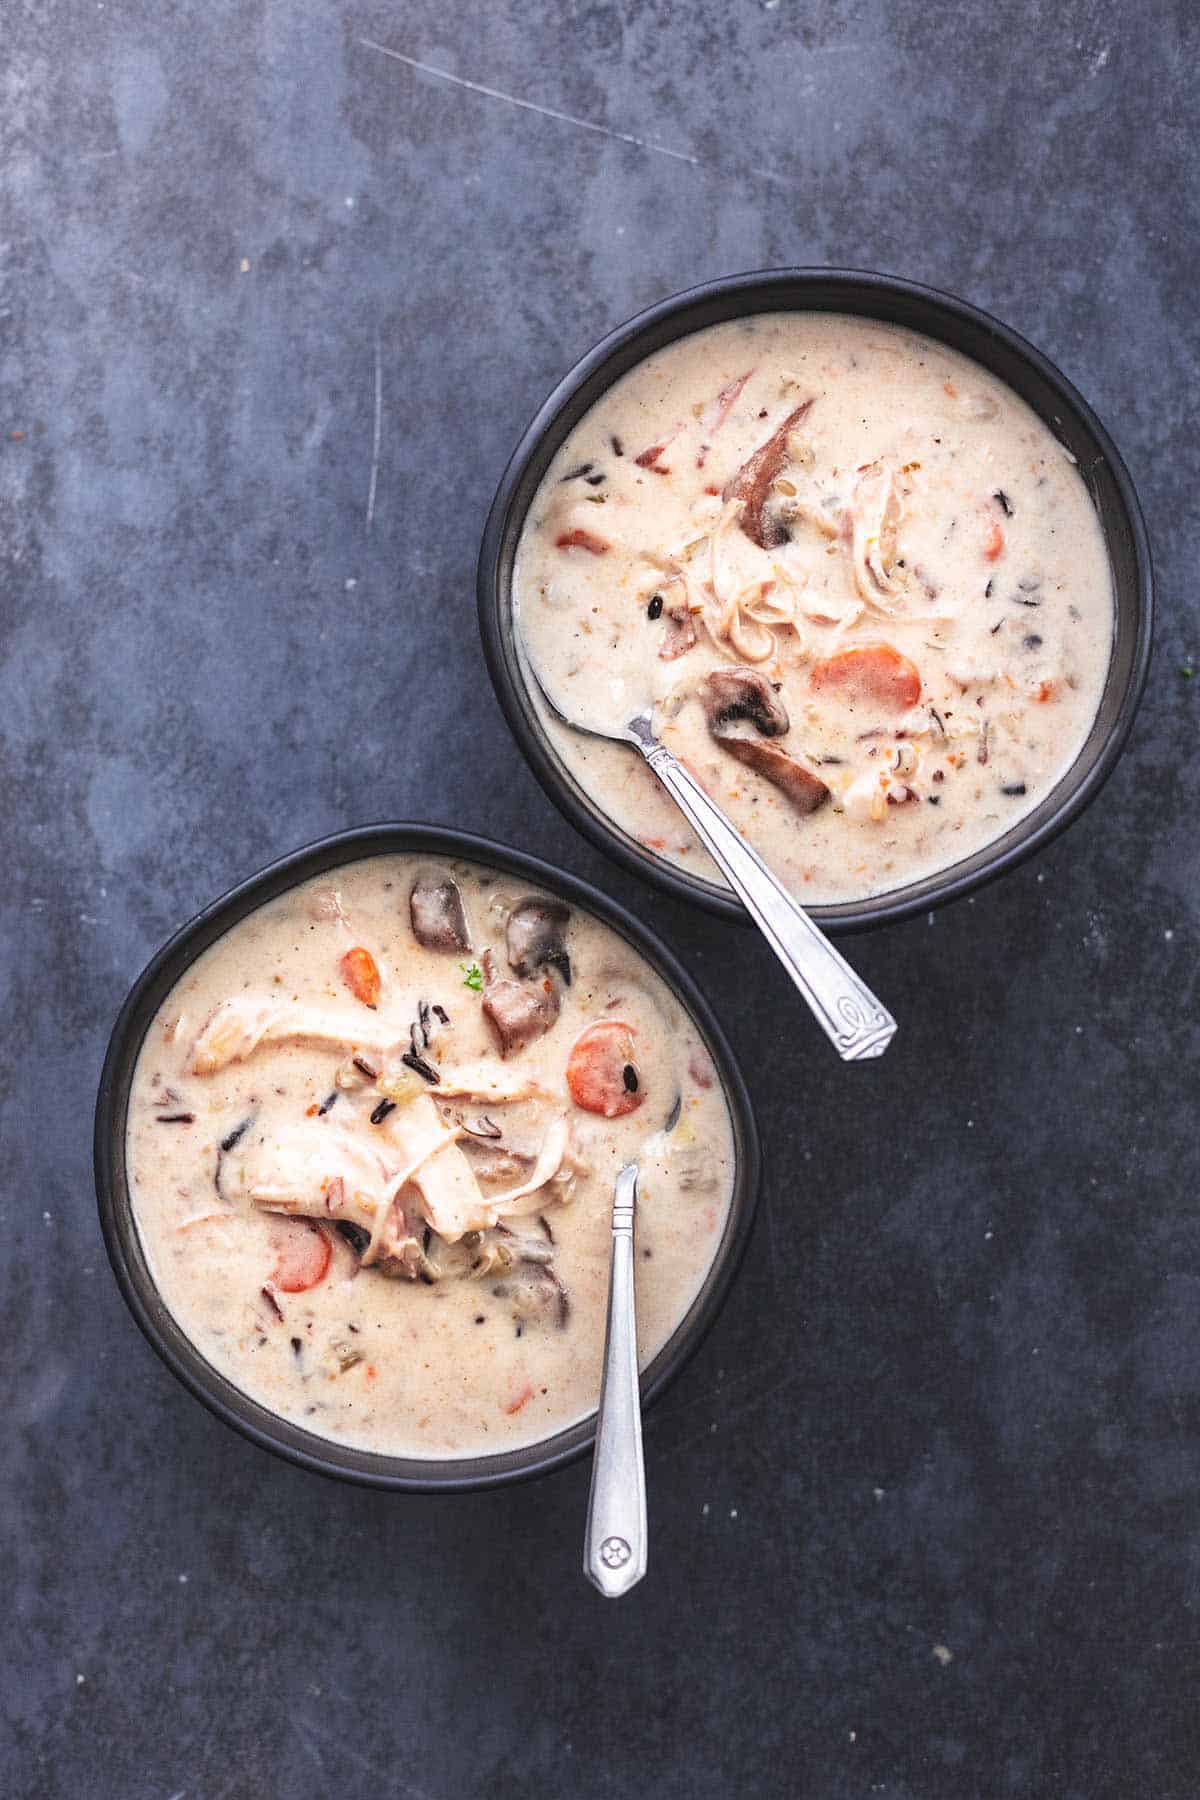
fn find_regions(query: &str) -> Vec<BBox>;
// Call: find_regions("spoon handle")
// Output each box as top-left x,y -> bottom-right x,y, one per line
630,725 -> 896,1061
584,1163 -> 647,1598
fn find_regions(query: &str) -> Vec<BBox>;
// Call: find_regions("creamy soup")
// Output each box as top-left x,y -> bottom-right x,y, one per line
126,856 -> 734,1459
515,313 -> 1113,903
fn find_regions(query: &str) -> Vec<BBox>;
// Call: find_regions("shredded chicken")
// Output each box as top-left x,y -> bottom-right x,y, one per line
659,604 -> 698,660
191,997 -> 391,1074
719,580 -> 801,663
846,459 -> 907,611
708,497 -> 746,608
701,500 -> 804,663
384,1100 -> 574,1239
384,1115 -> 491,1244
191,995 -> 547,1102
226,1121 -> 400,1246
476,1117 -> 572,1217
422,1063 -> 547,1103
228,1095 -> 574,1251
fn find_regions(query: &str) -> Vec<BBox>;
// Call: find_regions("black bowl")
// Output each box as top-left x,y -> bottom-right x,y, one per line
478,268 -> 1153,930
94,824 -> 761,1492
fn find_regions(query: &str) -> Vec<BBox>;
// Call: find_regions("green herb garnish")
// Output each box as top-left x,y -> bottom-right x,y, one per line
461,962 -> 483,991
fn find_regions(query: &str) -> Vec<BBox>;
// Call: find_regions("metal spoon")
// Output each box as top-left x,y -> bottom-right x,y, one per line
518,636 -> 897,1061
583,1160 -> 646,1597
583,1092 -> 682,1598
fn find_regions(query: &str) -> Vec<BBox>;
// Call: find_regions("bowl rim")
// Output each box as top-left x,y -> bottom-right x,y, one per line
94,821 -> 762,1492
477,265 -> 1154,931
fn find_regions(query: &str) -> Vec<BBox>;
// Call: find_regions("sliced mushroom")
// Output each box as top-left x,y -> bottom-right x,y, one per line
700,667 -> 828,815
506,896 -> 572,985
480,948 -> 561,1056
722,400 -> 813,549
674,1146 -> 720,1194
700,667 -> 790,737
490,1254 -> 570,1330
409,875 -> 471,953
715,735 -> 830,815
467,1224 -> 555,1279
416,1227 -> 488,1282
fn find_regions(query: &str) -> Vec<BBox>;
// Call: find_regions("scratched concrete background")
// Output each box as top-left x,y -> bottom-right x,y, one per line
3,1 -> 1198,1795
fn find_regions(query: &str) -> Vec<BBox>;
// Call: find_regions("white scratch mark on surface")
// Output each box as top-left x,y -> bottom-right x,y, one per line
366,329 -> 382,530
648,1358 -> 798,1456
291,1711 -> 438,1798
357,40 -> 785,184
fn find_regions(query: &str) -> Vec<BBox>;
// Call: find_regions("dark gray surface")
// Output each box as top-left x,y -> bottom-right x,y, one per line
3,2 -> 1197,1794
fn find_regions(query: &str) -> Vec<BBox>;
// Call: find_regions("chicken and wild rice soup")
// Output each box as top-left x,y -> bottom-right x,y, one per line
127,856 -> 734,1458
516,313 -> 1114,902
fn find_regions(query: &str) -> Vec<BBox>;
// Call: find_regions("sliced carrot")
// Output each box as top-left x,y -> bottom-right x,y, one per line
505,1382 -> 535,1415
270,1220 -> 332,1293
554,528 -> 610,555
810,644 -> 921,713
566,1020 -> 644,1119
983,520 -> 1004,561
339,946 -> 380,1008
